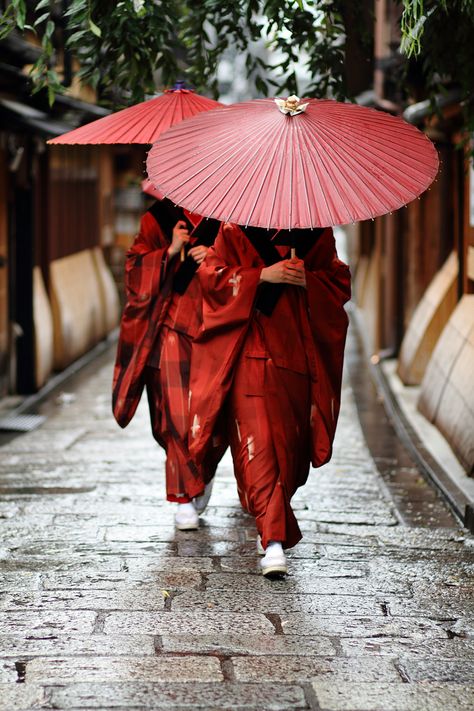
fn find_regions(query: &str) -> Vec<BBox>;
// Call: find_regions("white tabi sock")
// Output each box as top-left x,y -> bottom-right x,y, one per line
178,502 -> 196,514
266,540 -> 283,555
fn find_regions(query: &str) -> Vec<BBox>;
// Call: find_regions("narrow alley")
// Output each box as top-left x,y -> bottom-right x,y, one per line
0,328 -> 473,711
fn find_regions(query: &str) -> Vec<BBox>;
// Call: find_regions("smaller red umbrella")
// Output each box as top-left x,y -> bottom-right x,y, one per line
48,84 -> 223,145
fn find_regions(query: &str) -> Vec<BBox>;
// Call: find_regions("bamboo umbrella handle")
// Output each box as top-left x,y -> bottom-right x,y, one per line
291,247 -> 296,259
180,246 -> 185,261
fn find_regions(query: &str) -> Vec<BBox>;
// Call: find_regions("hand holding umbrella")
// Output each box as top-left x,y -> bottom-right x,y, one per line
260,258 -> 306,287
168,220 -> 190,262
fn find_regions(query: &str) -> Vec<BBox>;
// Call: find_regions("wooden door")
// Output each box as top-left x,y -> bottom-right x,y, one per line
0,149 -> 8,397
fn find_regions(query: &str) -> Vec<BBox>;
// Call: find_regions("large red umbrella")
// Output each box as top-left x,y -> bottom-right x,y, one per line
146,96 -> 439,229
48,86 -> 222,145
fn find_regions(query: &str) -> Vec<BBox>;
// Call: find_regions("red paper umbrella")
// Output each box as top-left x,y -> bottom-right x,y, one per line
146,96 -> 439,228
48,86 -> 222,145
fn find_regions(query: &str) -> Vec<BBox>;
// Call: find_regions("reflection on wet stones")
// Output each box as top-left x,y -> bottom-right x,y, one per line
0,344 -> 472,709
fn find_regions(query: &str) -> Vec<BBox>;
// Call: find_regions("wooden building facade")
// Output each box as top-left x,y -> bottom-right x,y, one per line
350,1 -> 474,474
0,29 -> 122,401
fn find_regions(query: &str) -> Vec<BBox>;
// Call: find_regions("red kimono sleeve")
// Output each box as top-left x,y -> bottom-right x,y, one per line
112,212 -> 171,428
198,223 -> 263,335
124,211 -> 170,302
303,228 -> 351,466
189,223 -> 262,464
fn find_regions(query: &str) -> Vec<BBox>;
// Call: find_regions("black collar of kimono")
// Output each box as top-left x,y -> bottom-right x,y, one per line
241,225 -> 324,262
148,198 -> 193,240
240,226 -> 324,316
172,217 -> 221,295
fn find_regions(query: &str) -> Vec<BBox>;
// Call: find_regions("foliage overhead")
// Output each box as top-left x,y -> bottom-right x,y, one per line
0,0 -> 347,106
399,0 -> 474,136
1,0 -> 473,142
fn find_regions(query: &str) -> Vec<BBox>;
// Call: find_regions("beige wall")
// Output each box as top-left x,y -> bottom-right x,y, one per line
398,252 -> 458,385
49,248 -> 118,371
33,267 -> 54,389
418,296 -> 474,474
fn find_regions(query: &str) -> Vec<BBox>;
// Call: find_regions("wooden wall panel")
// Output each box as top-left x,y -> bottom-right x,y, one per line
0,149 -> 8,396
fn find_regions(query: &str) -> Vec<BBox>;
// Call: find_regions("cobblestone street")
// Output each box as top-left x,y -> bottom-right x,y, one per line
0,329 -> 473,711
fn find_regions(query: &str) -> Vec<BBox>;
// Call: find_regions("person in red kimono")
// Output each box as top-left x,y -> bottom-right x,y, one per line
188,223 -> 351,576
112,198 -> 223,530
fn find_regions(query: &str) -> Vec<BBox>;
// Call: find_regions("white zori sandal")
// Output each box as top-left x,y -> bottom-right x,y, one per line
260,541 -> 288,578
175,502 -> 199,530
175,480 -> 215,531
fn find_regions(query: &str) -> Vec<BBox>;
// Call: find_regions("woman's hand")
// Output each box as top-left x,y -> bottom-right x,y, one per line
260,258 -> 306,287
188,245 -> 209,265
168,220 -> 190,258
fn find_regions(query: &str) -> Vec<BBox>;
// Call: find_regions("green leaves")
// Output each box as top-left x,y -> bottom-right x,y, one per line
400,0 -> 431,57
88,18 -> 101,37
11,0 -> 26,31
0,0 -> 350,105
399,0 -> 474,158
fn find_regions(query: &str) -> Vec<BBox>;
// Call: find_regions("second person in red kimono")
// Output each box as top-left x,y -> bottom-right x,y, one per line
188,223 -> 351,576
113,199 -> 224,530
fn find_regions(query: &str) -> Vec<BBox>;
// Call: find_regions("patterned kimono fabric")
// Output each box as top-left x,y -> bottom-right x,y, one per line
145,277 -> 218,502
189,223 -> 351,549
113,202 -> 223,503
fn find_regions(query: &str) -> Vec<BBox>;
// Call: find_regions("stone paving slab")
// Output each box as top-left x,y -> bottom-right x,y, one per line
0,610 -> 97,635
172,589 -> 402,614
203,571 -> 412,596
383,592 -> 474,618
3,588 -> 193,611
41,569 -> 203,590
0,634 -> 156,657
232,655 -> 401,683
277,613 -> 457,638
0,684 -> 48,711
0,553 -> 126,573
24,656 -> 223,683
159,634 -> 336,656
0,659 -> 17,683
48,682 -> 308,709
399,657 -> 474,683
0,344 -> 473,710
102,524 -> 242,542
121,556 -> 216,574
340,636 -> 474,658
103,611 -> 276,636
0,427 -> 87,450
319,523 -> 468,549
312,681 -> 474,711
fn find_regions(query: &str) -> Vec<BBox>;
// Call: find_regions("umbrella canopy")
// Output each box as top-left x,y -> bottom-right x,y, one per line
146,96 -> 439,229
48,87 -> 222,145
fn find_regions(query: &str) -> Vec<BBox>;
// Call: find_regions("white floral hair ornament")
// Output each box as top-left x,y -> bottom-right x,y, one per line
274,95 -> 309,116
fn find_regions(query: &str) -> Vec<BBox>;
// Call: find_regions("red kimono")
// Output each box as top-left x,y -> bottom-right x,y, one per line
112,206 -> 222,502
189,223 -> 351,548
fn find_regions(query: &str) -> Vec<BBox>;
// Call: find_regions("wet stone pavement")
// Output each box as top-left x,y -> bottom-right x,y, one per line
0,331 -> 473,711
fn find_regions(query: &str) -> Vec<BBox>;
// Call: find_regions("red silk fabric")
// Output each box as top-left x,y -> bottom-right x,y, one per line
189,223 -> 351,546
113,207 -> 222,501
